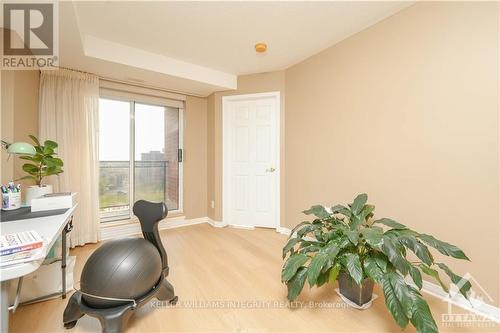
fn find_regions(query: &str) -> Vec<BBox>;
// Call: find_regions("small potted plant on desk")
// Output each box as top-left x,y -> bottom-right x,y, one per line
282,193 -> 471,333
18,135 -> 64,205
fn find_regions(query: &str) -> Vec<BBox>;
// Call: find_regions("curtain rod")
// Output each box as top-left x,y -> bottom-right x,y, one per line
51,66 -> 208,98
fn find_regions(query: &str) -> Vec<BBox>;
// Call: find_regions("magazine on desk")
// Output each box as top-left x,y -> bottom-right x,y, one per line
0,230 -> 46,266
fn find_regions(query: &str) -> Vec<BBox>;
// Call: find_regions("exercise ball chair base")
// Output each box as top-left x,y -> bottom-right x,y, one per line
63,275 -> 177,333
63,200 -> 177,333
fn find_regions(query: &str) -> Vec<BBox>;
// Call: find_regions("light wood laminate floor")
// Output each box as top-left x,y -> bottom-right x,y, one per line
9,224 -> 499,332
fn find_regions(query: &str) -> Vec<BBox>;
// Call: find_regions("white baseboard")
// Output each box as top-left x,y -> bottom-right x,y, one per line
276,226 -> 291,235
100,216 -> 208,240
419,280 -> 500,323
207,218 -> 228,228
228,224 -> 255,230
276,226 -> 316,242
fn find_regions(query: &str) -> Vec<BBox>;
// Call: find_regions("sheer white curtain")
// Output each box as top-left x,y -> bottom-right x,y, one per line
39,69 -> 100,246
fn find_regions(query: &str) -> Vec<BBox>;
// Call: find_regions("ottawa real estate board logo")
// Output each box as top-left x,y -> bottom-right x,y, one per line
440,272 -> 498,328
1,1 -> 58,69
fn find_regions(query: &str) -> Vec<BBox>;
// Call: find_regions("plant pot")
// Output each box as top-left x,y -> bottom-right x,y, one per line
25,185 -> 53,206
338,271 -> 374,306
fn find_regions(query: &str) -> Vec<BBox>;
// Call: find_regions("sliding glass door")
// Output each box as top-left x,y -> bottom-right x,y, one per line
98,98 -> 183,222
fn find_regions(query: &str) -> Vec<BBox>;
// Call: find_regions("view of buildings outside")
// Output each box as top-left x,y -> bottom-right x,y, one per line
98,98 -> 180,221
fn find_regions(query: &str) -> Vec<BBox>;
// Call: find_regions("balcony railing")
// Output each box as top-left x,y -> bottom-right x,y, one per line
99,160 -> 170,219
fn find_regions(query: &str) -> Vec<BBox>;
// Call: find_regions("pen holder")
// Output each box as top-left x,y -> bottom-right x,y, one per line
2,191 -> 21,210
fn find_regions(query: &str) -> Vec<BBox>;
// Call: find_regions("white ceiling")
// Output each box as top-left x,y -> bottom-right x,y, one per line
59,1 -> 413,96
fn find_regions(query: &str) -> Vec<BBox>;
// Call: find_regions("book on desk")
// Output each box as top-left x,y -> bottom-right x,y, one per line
0,231 -> 45,266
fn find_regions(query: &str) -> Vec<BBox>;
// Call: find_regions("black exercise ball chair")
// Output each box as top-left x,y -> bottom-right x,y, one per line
63,200 -> 178,333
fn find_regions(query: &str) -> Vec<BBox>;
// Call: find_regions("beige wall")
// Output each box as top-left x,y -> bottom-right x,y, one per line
183,96 -> 208,219
13,71 -> 40,186
1,71 -> 15,184
0,70 -> 40,188
206,93 -> 215,218
206,71 -> 286,222
285,2 -> 499,305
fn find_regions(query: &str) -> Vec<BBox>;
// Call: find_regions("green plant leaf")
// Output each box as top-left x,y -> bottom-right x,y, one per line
373,252 -> 389,272
29,135 -> 41,146
42,165 -> 60,176
43,140 -> 58,149
349,214 -> 364,230
22,163 -> 39,174
346,230 -> 359,245
283,238 -> 301,259
419,264 -> 449,293
363,257 -> 384,283
298,245 -> 323,254
360,204 -> 375,221
384,232 -> 407,256
44,156 -> 64,167
290,221 -> 311,238
313,229 -> 324,241
53,157 -> 64,166
42,146 -> 54,156
307,252 -> 329,286
351,193 -> 368,215
303,205 -> 330,219
418,234 -> 470,261
331,204 -> 348,214
18,156 -> 33,161
329,263 -> 341,283
361,227 -> 384,248
316,270 -> 330,287
343,253 -> 363,285
286,267 -> 308,301
374,218 -> 407,229
16,175 -> 37,182
43,158 -> 56,167
387,272 -> 413,318
409,265 -> 423,289
381,237 -> 410,275
281,253 -> 310,282
399,236 -> 434,266
323,240 -> 342,260
381,273 -> 410,328
385,228 -> 419,238
30,154 -> 43,162
436,263 -> 471,300
408,288 -> 439,333
297,240 -> 324,249
332,205 -> 351,217
297,224 -> 319,238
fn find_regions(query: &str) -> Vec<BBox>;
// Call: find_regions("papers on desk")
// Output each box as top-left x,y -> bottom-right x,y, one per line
0,231 -> 45,266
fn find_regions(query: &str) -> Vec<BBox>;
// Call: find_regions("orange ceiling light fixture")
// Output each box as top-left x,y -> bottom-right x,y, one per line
254,42 -> 267,53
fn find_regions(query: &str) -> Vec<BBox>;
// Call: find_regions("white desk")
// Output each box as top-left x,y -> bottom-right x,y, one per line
0,205 -> 77,332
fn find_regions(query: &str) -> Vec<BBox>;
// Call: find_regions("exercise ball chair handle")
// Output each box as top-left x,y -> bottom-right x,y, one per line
133,200 -> 169,274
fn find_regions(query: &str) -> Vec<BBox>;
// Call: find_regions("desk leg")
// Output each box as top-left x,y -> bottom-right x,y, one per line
61,218 -> 71,299
1,280 -> 10,332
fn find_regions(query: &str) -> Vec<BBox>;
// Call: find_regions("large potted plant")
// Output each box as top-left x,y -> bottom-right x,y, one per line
282,193 -> 471,333
18,135 -> 64,205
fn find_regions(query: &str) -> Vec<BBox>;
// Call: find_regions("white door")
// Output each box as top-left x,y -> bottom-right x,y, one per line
223,92 -> 280,229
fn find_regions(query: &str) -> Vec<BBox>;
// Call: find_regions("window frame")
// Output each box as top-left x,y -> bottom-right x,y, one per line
98,94 -> 184,223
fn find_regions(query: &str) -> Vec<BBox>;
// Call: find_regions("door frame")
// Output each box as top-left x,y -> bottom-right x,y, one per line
222,91 -> 281,230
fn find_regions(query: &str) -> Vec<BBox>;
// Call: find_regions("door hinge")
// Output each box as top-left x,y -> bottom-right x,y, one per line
178,149 -> 183,162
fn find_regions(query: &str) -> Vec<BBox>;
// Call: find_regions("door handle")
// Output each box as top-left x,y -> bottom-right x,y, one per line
266,167 -> 276,173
